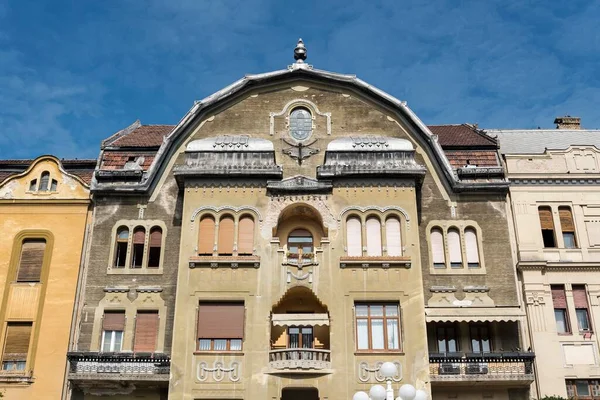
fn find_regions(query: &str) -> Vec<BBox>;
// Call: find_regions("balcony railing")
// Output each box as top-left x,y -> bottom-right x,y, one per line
429,352 -> 535,384
269,348 -> 331,371
67,352 -> 170,381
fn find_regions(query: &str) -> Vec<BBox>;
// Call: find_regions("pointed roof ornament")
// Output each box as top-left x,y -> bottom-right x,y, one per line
294,38 -> 307,63
289,38 -> 312,71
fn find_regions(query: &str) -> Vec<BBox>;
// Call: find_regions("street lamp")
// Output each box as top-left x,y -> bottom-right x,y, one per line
352,362 -> 428,400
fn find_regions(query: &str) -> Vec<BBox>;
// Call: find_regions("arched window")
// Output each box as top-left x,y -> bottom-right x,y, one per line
431,227 -> 445,268
465,227 -> 480,268
385,217 -> 402,256
131,227 -> 146,268
538,206 -> 556,248
346,217 -> 362,257
287,229 -> 313,259
559,206 -> 577,248
237,216 -> 255,255
198,216 -> 215,255
218,216 -> 235,255
148,227 -> 162,268
365,217 -> 382,257
28,179 -> 37,191
448,228 -> 462,268
39,171 -> 50,192
114,227 -> 129,268
289,107 -> 313,141
50,179 -> 57,191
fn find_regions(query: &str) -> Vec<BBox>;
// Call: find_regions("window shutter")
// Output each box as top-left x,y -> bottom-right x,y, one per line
197,303 -> 244,339
385,217 -> 402,256
431,228 -> 445,264
573,285 -> 589,309
2,323 -> 32,362
551,285 -> 567,308
133,311 -> 159,352
365,217 -> 382,256
539,207 -> 554,230
346,217 -> 362,256
448,229 -> 462,263
237,217 -> 254,255
198,216 -> 215,255
102,311 -> 126,331
559,207 -> 575,232
17,240 -> 46,282
218,216 -> 235,255
133,228 -> 146,244
149,228 -> 162,247
465,228 -> 480,263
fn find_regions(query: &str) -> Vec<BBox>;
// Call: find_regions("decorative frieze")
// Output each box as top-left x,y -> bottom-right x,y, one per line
196,360 -> 241,382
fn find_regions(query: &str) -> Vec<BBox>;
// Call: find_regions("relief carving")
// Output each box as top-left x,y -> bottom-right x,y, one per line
197,361 -> 241,382
358,361 -> 402,383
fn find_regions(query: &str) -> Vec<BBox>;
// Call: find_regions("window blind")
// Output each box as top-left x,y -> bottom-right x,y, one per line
551,285 -> 567,309
573,285 -> 589,309
133,228 -> 146,244
237,217 -> 254,255
431,228 -> 445,264
539,207 -> 554,230
448,229 -> 462,263
465,228 -> 480,263
2,323 -> 32,362
385,217 -> 402,256
17,240 -> 46,282
149,228 -> 162,247
218,216 -> 235,255
197,303 -> 244,339
346,217 -> 362,256
198,216 -> 215,255
133,311 -> 159,352
365,218 -> 382,256
102,311 -> 126,331
559,207 -> 575,232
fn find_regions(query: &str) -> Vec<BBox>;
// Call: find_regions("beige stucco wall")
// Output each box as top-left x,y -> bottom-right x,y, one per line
0,157 -> 90,399
506,146 -> 600,398
167,82 -> 431,400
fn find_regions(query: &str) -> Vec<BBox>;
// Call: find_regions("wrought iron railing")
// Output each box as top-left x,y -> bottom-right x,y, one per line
67,352 -> 170,379
429,352 -> 534,382
269,348 -> 331,370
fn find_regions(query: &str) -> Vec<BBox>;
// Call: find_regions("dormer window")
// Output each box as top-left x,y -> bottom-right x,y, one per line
289,108 -> 312,141
39,171 -> 50,191
28,172 -> 57,192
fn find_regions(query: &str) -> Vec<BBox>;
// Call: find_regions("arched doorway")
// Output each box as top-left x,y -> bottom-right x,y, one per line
281,387 -> 319,400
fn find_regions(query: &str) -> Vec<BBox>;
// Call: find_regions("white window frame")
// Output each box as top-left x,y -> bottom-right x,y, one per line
101,330 -> 124,352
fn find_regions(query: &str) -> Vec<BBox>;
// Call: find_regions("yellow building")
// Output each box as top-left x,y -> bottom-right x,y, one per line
0,156 -> 94,399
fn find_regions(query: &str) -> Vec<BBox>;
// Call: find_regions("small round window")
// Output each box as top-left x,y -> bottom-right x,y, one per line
289,107 -> 312,141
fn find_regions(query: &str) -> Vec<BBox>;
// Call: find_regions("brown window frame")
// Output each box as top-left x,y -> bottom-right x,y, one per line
287,229 -> 314,259
1,322 -> 33,372
436,323 -> 459,353
114,226 -> 129,268
566,379 -> 600,399
355,303 -> 401,352
16,239 -> 46,283
559,206 -> 578,249
469,323 -> 492,353
539,206 -> 557,248
197,302 -> 244,352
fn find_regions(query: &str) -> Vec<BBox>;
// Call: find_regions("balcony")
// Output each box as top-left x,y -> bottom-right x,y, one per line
67,352 -> 170,395
429,352 -> 535,385
269,348 -> 331,371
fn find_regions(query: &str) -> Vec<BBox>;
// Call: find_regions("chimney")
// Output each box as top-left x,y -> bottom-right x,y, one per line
554,116 -> 581,130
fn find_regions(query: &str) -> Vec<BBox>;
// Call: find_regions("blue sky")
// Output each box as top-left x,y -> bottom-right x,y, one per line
0,0 -> 599,159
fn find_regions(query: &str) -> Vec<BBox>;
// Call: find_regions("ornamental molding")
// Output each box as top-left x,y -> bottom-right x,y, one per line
358,361 -> 402,383
511,178 -> 600,186
269,98 -> 331,136
267,175 -> 332,193
526,291 -> 545,306
104,286 -> 129,293
190,205 -> 263,222
197,360 -> 241,382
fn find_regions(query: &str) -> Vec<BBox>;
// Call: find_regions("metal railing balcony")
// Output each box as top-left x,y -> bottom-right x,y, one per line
269,348 -> 331,371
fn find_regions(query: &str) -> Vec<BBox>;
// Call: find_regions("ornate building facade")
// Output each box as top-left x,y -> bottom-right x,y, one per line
494,118 -> 600,399
0,156 -> 94,399
64,41 -> 533,400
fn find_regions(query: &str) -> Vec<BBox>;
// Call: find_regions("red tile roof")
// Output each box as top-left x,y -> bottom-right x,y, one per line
110,125 -> 174,148
444,150 -> 499,168
428,124 -> 497,148
100,152 -> 156,171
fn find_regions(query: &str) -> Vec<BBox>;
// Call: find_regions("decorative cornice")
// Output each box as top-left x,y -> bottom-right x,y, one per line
267,175 -> 332,193
463,285 -> 489,293
430,286 -> 457,293
339,256 -> 411,269
103,286 -> 129,293
136,286 -> 163,293
189,255 -> 260,269
518,260 -> 600,271
511,178 -> 600,186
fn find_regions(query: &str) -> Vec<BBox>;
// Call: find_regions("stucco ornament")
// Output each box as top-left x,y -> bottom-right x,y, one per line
358,361 -> 402,383
197,361 -> 241,382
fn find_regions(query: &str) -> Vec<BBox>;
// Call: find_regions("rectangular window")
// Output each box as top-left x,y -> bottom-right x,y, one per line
539,206 -> 556,248
355,303 -> 400,351
101,311 -> 125,352
470,324 -> 491,353
566,380 -> 600,398
552,285 -> 571,334
288,327 -> 314,349
16,239 -> 46,282
1,322 -> 32,371
559,206 -> 577,248
436,324 -> 458,353
197,302 -> 244,351
133,311 -> 159,352
573,285 -> 592,332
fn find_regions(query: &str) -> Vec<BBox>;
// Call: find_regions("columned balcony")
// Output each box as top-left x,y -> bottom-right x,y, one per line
269,348 -> 331,371
429,352 -> 535,385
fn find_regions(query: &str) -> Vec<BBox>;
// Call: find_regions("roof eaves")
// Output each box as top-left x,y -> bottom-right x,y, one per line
101,120 -> 142,149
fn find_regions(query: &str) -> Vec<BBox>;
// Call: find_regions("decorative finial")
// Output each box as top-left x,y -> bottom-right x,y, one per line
294,38 -> 307,63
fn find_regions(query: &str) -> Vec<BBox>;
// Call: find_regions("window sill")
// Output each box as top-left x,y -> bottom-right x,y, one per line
107,267 -> 163,275
193,351 -> 244,356
189,255 -> 260,269
558,332 -> 573,336
0,371 -> 34,384
354,351 -> 404,356
340,256 -> 411,269
429,266 -> 487,275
